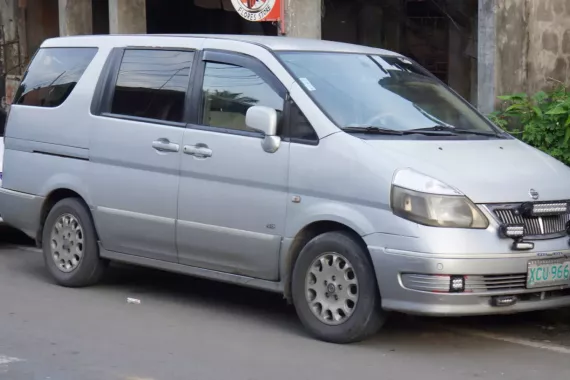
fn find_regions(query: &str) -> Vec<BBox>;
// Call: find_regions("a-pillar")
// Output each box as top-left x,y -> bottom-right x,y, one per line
109,0 -> 146,34
58,0 -> 92,36
285,0 -> 321,39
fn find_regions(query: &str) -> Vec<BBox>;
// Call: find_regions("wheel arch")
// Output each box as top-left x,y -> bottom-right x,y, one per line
282,220 -> 369,302
36,188 -> 93,246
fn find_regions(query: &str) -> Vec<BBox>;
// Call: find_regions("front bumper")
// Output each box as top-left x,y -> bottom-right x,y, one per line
367,236 -> 570,316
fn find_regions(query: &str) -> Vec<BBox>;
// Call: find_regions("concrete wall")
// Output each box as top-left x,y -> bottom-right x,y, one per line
526,0 -> 570,93
109,0 -> 146,34
59,0 -> 92,36
0,0 -> 21,111
493,0 -> 528,100
494,0 -> 570,98
0,0 -> 20,76
285,0 -> 321,39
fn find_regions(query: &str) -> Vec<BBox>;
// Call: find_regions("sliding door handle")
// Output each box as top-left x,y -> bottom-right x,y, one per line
152,138 -> 180,153
184,144 -> 213,158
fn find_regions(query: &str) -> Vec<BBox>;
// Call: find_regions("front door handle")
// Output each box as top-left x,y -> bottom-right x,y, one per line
184,144 -> 213,158
152,138 -> 180,153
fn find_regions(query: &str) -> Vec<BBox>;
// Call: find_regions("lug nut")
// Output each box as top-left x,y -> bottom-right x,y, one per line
324,280 -> 328,285
338,285 -> 342,290
334,295 -> 338,301
332,276 -> 336,281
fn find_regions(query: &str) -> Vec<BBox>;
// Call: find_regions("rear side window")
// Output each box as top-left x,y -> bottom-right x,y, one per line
111,49 -> 194,123
14,47 -> 97,107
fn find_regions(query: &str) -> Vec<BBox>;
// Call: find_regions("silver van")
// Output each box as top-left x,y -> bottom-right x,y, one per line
2,35 -> 570,343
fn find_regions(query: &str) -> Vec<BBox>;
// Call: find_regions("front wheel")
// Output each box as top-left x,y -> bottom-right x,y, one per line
291,231 -> 386,343
42,198 -> 106,287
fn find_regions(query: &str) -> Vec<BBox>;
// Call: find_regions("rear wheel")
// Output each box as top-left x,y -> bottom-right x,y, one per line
292,231 -> 386,343
42,198 -> 106,287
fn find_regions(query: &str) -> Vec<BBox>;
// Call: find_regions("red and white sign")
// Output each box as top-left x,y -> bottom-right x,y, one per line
231,0 -> 281,22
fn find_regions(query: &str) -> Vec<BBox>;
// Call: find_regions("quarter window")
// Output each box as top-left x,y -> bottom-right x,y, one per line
14,47 -> 97,108
111,49 -> 194,123
201,62 -> 284,133
289,101 -> 318,142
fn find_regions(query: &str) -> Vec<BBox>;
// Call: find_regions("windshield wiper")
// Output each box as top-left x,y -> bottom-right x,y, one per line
343,126 -> 405,135
411,125 -> 504,138
343,125 -> 456,136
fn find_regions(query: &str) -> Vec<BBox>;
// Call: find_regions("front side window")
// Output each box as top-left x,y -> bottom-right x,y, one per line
201,62 -> 284,133
14,47 -> 97,108
278,52 -> 499,137
111,49 -> 194,123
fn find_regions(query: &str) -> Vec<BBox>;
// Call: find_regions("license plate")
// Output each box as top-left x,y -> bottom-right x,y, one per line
527,259 -> 570,289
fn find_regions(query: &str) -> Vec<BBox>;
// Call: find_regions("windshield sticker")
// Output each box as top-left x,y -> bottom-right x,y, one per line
299,78 -> 316,91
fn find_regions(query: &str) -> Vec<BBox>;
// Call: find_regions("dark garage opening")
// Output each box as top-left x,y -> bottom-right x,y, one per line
145,0 -> 278,36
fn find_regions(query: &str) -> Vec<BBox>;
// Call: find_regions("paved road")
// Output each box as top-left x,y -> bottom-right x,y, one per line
1,226 -> 570,380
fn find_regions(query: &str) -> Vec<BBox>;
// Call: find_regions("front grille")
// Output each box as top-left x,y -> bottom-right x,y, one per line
492,206 -> 570,237
465,274 -> 526,292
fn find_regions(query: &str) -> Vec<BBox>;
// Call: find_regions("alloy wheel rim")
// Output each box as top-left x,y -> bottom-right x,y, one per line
305,252 -> 359,325
50,213 -> 85,273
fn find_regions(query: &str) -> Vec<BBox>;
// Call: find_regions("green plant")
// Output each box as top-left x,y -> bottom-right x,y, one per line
490,86 -> 570,165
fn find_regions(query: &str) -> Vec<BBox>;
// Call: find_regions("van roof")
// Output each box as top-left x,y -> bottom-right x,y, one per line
42,34 -> 401,56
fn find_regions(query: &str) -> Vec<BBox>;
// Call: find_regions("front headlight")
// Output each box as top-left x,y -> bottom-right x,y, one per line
391,169 -> 489,229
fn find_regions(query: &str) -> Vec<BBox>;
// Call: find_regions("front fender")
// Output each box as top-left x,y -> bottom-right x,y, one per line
285,199 -> 382,238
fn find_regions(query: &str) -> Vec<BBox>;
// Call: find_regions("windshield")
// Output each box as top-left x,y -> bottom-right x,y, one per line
278,52 -> 498,134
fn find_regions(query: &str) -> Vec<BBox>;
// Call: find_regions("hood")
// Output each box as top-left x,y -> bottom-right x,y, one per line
364,138 -> 570,203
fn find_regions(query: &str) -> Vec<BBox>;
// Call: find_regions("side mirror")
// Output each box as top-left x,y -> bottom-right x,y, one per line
246,106 -> 281,153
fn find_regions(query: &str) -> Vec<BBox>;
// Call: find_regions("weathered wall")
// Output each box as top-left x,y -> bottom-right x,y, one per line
526,0 -> 570,93
59,0 -> 92,36
285,0 -> 321,39
494,0 -> 570,97
109,0 -> 146,34
0,0 -> 22,112
0,0 -> 20,77
494,0 -> 528,98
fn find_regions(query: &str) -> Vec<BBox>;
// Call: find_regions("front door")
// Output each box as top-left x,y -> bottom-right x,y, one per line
177,50 -> 289,280
90,48 -> 195,262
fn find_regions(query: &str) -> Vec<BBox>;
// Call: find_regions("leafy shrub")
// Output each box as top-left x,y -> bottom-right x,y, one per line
489,86 -> 570,165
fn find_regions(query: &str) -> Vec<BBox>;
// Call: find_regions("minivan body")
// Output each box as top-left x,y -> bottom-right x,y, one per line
1,35 -> 570,343
0,119 -> 5,222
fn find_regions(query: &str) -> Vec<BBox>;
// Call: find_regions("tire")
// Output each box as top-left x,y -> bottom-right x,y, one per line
292,231 -> 386,343
42,198 -> 106,287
